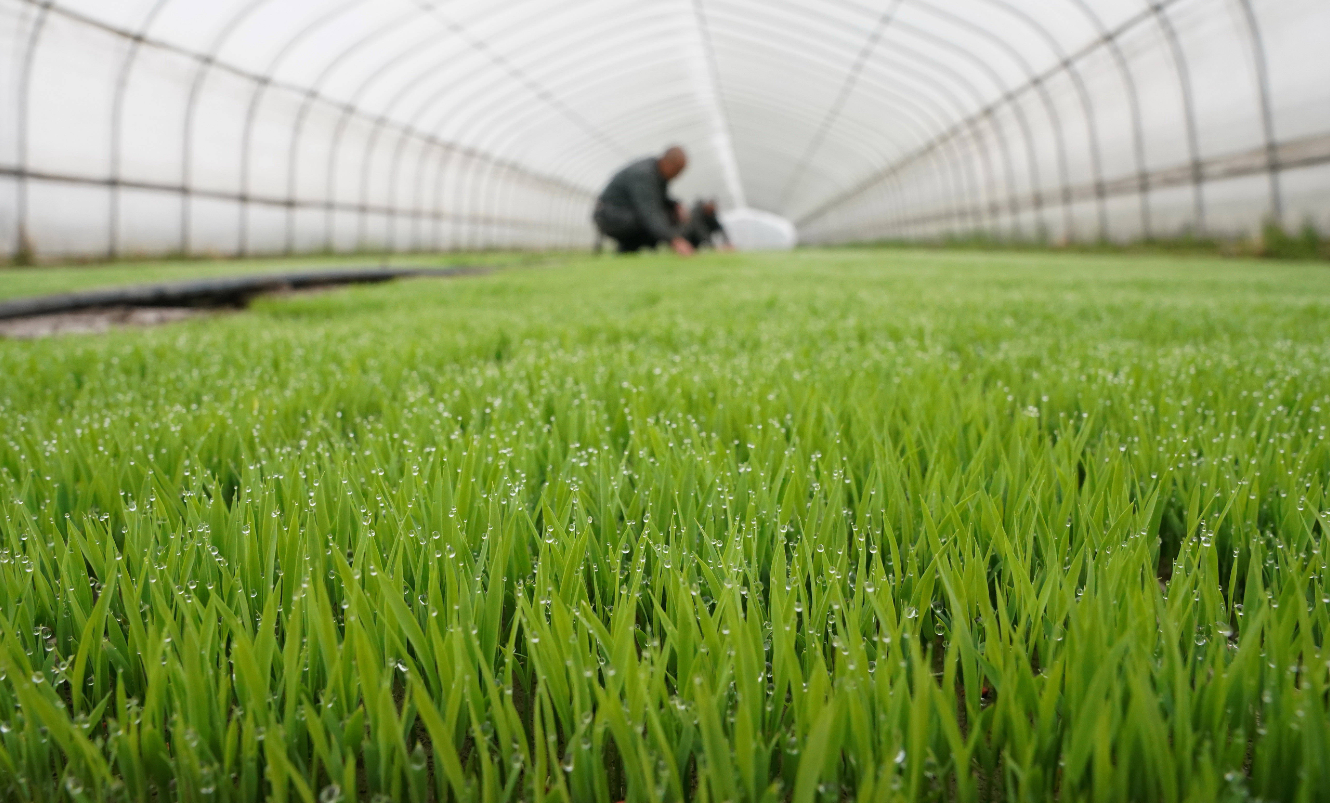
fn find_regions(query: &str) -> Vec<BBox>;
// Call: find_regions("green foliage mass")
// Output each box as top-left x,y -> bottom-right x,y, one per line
1,250 -> 1328,802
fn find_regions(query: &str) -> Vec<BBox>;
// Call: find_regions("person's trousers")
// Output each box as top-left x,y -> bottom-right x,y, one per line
593,203 -> 663,253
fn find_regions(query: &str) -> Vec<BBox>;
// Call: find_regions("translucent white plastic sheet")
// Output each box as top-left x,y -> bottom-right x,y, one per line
1,0 -> 1327,258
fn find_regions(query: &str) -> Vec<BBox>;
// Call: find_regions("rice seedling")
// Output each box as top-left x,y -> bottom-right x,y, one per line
0,249 -> 1327,802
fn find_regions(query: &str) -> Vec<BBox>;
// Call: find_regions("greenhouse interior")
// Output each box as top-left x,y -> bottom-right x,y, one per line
3,0 -> 1328,258
2,2 -> 1330,803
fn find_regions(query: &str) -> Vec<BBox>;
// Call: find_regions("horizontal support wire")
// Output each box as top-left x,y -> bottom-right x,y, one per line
0,167 -> 575,232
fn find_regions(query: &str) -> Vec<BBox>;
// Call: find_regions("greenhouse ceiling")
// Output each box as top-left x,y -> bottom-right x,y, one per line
2,0 -> 1328,258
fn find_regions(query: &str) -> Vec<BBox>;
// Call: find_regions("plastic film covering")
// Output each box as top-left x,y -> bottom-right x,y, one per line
1,0 -> 1327,258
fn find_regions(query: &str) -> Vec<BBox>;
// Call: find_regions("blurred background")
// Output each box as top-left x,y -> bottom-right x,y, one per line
1,0 -> 1327,261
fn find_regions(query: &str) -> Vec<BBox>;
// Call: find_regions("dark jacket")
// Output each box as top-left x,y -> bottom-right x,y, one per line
595,158 -> 678,243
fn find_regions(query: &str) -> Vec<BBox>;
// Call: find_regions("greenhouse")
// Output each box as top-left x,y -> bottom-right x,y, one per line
2,2 -> 1330,803
3,0 -> 1328,258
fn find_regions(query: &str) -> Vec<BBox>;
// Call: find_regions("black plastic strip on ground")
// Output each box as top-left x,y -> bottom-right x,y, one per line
0,266 -> 490,320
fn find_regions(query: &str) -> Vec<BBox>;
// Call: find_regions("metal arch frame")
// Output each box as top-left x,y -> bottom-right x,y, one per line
166,0 -> 593,253
702,0 -> 994,227
888,52 -> 1032,236
235,0 -> 370,256
725,0 -> 1045,234
775,0 -> 904,210
1140,2 -> 1205,232
797,0 -> 1189,236
456,24 -> 974,241
482,161 -> 582,251
895,1 -> 1079,241
1231,0 -> 1282,222
7,0 -> 1058,251
930,106 -> 1000,235
851,19 -> 1019,239
382,18 -> 677,251
646,34 -> 1013,237
845,0 -> 1085,241
425,143 -> 587,252
457,126 -> 603,247
11,0 -> 538,256
840,165 -> 902,242
325,10 -> 498,251
11,0 -> 596,258
802,0 -> 1057,236
269,0 -> 594,253
527,84 -> 955,241
846,26 -> 1020,234
11,0 -> 1306,258
937,123 -> 995,234
1067,0 -> 1153,239
822,31 -> 1015,234
179,0 -> 275,255
281,3 -> 442,254
806,165 -> 910,242
833,171 -> 899,241
420,17 -> 705,250
804,0 -> 1129,240
326,23 -> 478,251
460,91 -> 708,251
794,0 -> 1043,235
287,0 -> 598,251
10,1 -> 1000,252
982,0 -> 1110,241
692,0 -> 748,209
679,2 -> 1020,227
395,12 -> 685,250
408,0 -> 1037,243
888,171 -> 920,236
349,0 -> 616,250
967,111 -> 1017,235
802,129 -> 1330,241
806,136 -> 1024,241
107,0 -> 172,259
365,8 -> 682,252
14,0 -> 56,259
319,0 -> 622,252
442,45 -> 703,250
443,35 -> 941,244
476,68 -> 943,239
838,0 -> 1192,243
407,0 -> 629,160
467,52 -> 959,250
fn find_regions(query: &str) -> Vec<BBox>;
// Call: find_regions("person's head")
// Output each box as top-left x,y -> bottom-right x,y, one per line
658,146 -> 687,181
701,199 -> 717,217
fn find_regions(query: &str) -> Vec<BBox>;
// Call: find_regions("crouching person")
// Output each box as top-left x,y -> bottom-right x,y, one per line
683,199 -> 733,251
593,146 -> 694,256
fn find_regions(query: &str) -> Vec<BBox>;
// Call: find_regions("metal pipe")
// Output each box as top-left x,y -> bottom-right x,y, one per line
107,0 -> 173,259
14,0 -> 56,261
1232,0 -> 1283,223
236,0 -> 370,256
179,0 -> 276,255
